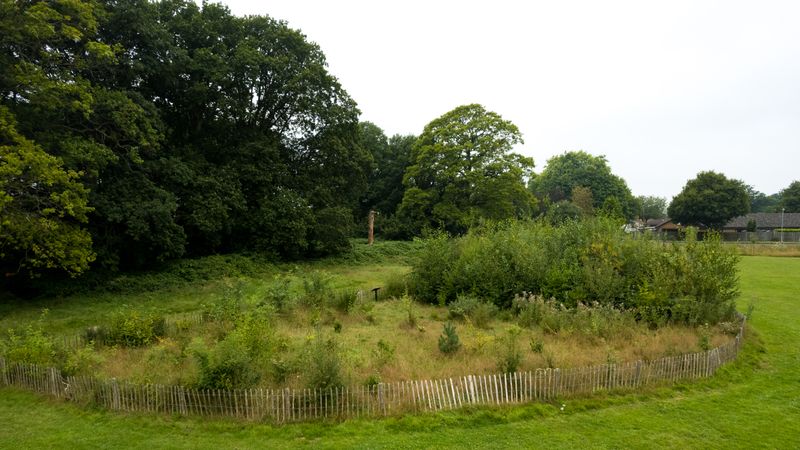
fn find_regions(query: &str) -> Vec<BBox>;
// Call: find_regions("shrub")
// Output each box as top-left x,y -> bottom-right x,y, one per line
372,339 -> 395,368
497,326 -> 523,373
382,273 -> 408,300
2,310 -> 60,365
448,295 -> 498,328
105,308 -> 165,347
329,289 -> 358,313
401,292 -> 417,328
263,275 -> 293,311
438,322 -> 461,355
63,342 -> 104,376
191,307 -> 275,389
530,338 -> 544,354
305,331 -> 343,390
300,271 -> 334,307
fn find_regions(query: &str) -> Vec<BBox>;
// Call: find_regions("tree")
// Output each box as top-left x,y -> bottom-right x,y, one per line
746,185 -> 780,213
532,151 -> 637,219
636,195 -> 667,220
667,171 -> 749,229
571,186 -> 594,216
2,0 -> 371,274
780,181 -> 800,213
359,123 -> 414,217
398,104 -> 535,234
0,106 -> 94,277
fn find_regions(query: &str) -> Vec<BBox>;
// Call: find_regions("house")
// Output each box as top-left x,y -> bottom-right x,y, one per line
644,218 -> 681,239
723,212 -> 800,242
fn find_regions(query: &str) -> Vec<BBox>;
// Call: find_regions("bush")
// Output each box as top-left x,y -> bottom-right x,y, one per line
329,289 -> 358,313
497,326 -> 523,373
300,271 -> 334,308
63,342 -> 104,376
105,308 -> 165,347
438,322 -> 461,355
448,295 -> 498,328
1,310 -> 60,365
191,307 -> 275,389
305,331 -> 343,390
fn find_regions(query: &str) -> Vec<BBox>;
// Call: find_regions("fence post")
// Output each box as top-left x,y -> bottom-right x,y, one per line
0,356 -> 7,386
111,379 -> 121,411
49,367 -> 62,398
378,383 -> 385,415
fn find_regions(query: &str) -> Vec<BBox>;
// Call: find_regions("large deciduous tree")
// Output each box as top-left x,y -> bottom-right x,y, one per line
398,104 -> 536,234
667,171 -> 749,229
532,151 -> 637,219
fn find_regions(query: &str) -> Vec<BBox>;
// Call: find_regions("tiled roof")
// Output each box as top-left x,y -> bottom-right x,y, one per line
724,212 -> 800,229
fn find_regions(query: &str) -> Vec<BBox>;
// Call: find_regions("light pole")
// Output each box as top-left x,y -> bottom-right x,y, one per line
781,208 -> 785,244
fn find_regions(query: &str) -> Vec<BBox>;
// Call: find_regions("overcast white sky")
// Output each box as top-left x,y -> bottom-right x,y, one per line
210,0 -> 799,200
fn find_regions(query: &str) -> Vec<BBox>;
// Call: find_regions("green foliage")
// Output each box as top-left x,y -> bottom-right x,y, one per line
411,218 -> 740,325
399,104 -> 536,235
779,180 -> 800,212
63,342 -> 103,377
438,322 -> 461,354
496,326 -> 523,373
359,123 -> 415,218
304,331 -> 344,390
301,271 -> 334,308
0,106 -> 94,277
105,308 -> 165,347
191,307 -> 275,389
529,338 -> 544,354
1,310 -> 59,365
448,295 -> 498,328
533,151 -> 636,219
372,339 -> 395,368
545,200 -> 583,224
1,0 -> 371,279
636,196 -> 667,220
401,292 -> 418,328
668,171 -> 750,229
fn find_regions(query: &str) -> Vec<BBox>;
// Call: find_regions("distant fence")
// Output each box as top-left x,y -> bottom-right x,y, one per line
722,230 -> 800,243
0,315 -> 746,423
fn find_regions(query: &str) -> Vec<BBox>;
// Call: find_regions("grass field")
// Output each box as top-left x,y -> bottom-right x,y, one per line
1,256 -> 798,448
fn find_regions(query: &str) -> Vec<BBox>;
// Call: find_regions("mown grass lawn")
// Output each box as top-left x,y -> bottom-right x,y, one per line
1,256 -> 798,448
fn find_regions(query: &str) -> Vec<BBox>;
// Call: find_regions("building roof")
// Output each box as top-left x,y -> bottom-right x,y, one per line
645,218 -> 672,228
724,212 -> 800,229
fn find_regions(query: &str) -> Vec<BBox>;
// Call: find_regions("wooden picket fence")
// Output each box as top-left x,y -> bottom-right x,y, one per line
0,315 -> 746,423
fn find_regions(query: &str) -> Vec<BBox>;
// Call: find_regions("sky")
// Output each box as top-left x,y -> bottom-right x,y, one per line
207,0 -> 799,200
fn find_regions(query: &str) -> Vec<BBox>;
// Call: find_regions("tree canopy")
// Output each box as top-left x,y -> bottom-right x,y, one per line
1,0 -> 370,278
532,151 -> 636,219
398,104 -> 536,234
779,181 -> 800,213
667,171 -> 749,229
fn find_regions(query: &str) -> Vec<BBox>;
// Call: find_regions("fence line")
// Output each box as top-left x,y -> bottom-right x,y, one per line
1,315 -> 746,423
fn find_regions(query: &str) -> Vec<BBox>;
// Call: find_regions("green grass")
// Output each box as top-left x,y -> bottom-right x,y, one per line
1,256 -> 799,448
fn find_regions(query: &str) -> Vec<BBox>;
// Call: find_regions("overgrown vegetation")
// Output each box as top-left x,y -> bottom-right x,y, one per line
410,218 -> 740,325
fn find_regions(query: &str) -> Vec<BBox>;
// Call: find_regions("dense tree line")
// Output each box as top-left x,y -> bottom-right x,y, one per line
1,0 -> 372,278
